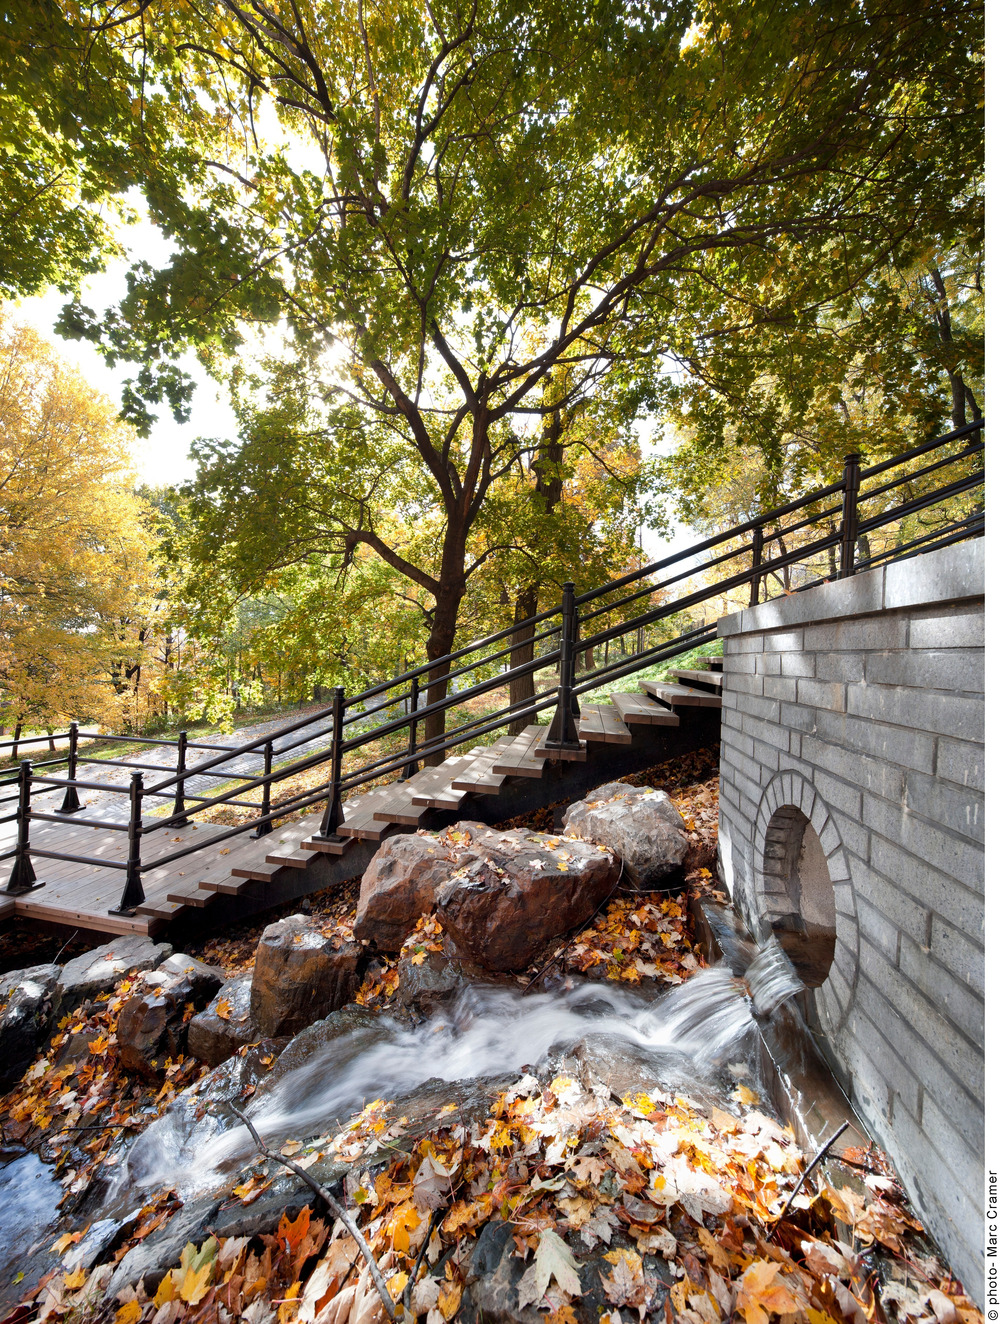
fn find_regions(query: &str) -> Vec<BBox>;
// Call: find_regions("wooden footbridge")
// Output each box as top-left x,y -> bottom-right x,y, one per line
0,422 -> 983,939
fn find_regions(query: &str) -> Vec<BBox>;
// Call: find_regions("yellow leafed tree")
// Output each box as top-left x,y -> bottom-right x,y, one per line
0,313 -> 160,736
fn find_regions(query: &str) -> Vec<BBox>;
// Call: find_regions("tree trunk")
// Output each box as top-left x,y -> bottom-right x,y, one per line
12,721 -> 22,761
422,581 -> 463,766
508,587 -> 539,735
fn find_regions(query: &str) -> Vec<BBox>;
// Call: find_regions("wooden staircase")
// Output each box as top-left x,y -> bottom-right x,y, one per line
141,662 -> 723,924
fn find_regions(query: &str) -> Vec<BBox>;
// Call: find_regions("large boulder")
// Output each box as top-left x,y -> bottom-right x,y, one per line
54,935 -> 172,1016
354,831 -> 473,950
249,914 -> 363,1038
116,958 -> 225,1078
0,963 -> 60,1089
434,823 -> 619,972
187,976 -> 259,1067
562,782 -> 689,888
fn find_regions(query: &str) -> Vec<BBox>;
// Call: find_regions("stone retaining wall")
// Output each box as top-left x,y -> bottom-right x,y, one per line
715,539 -> 984,1297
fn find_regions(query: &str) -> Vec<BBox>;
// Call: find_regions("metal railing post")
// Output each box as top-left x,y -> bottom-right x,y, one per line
251,739 -> 274,838
168,730 -> 191,826
540,582 -> 583,755
749,524 -> 764,606
4,760 -> 42,895
57,722 -> 83,814
110,772 -> 145,915
839,453 -> 862,579
319,687 -> 346,837
401,675 -> 420,780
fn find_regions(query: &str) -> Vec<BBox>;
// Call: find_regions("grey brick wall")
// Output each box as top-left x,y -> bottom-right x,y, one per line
716,540 -> 984,1298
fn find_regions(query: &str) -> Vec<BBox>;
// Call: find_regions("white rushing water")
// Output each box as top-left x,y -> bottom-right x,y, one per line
121,942 -> 806,1200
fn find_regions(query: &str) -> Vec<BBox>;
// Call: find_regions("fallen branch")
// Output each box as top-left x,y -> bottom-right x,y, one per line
775,1120 -> 850,1225
230,1105 -> 400,1321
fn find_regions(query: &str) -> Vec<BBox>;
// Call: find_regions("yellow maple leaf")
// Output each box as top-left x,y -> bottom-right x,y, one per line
438,1278 -> 463,1321
153,1272 -> 179,1307
51,1232 -> 82,1255
732,1084 -> 760,1106
115,1302 -> 142,1324
215,998 -> 233,1021
63,1267 -> 88,1290
411,951 -> 427,966
179,1262 -> 214,1305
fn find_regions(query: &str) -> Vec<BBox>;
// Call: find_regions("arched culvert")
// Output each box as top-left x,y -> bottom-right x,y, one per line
760,805 -> 837,988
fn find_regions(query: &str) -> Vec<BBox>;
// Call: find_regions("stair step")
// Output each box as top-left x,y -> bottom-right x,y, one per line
264,847 -> 319,869
340,790 -> 396,840
667,668 -> 723,692
578,702 -> 632,744
610,691 -> 681,726
301,834 -> 352,856
534,719 -> 588,760
640,679 -> 722,708
491,726 -> 548,778
407,753 -> 480,807
708,657 -> 724,671
451,739 -> 515,794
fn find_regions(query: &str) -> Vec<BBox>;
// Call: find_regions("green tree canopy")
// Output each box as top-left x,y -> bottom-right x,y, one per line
24,0 -> 983,737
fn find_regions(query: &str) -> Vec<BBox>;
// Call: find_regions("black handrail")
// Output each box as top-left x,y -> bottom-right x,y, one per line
3,417 -> 982,914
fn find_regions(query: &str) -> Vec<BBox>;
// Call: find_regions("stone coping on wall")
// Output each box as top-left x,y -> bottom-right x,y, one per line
717,538 -> 984,638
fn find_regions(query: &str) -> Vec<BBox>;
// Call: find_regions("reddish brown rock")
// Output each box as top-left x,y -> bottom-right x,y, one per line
249,914 -> 363,1037
433,822 -> 619,972
116,958 -> 223,1077
354,832 -> 474,951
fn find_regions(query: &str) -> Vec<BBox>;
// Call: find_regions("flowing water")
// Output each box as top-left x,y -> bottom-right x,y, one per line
119,940 -> 806,1201
0,1149 -> 63,1259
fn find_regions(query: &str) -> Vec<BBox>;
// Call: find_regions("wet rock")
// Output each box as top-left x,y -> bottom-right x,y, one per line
117,962 -> 224,1078
434,823 -> 619,972
154,953 -> 224,1003
250,914 -> 364,1037
55,935 -> 172,1016
119,1042 -> 281,1199
187,976 -> 259,1066
460,1219 -> 542,1324
396,952 -> 467,1016
563,782 -> 688,889
262,1003 -> 389,1086
355,832 -> 471,950
0,963 -> 60,1089
105,1195 -> 222,1299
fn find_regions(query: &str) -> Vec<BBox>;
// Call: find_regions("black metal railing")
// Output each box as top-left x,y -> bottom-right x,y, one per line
1,418 -> 983,915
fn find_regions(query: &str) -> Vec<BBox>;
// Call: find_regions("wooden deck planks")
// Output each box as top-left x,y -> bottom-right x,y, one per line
610,691 -> 681,726
639,679 -> 722,708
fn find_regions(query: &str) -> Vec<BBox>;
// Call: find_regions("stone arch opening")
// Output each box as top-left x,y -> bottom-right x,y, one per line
761,805 -> 837,987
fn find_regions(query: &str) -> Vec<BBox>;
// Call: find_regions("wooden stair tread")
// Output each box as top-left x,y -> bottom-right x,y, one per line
639,679 -> 722,708
450,739 -> 515,793
406,753 -> 480,807
491,726 -> 548,777
340,790 -> 395,840
667,668 -> 723,690
610,691 -> 681,726
578,703 -> 632,744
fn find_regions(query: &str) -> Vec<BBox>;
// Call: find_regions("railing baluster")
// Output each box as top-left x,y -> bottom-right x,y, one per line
4,760 -> 42,895
401,675 -> 420,780
168,730 -> 191,826
749,524 -> 764,606
109,772 -> 145,915
251,739 -> 274,838
57,722 -> 83,814
540,582 -> 583,755
839,452 -> 862,579
319,687 -> 346,838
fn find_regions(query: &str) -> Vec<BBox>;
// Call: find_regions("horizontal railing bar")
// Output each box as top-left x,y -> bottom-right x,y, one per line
859,447 -> 983,507
341,695 -> 561,793
858,419 -> 983,482
0,813 -> 18,826
144,714 -> 334,796
340,685 -> 562,789
184,740 -> 243,752
856,472 -> 984,537
140,785 -> 333,871
74,731 -> 181,747
0,732 -> 71,751
572,624 -> 719,699
340,649 -> 561,755
0,847 -> 16,861
578,536 -> 752,626
28,847 -> 127,868
75,756 -> 185,775
0,756 -> 70,775
30,811 -> 130,831
855,513 -> 985,572
762,503 -> 841,543
29,776 -> 131,794
410,622 -> 564,700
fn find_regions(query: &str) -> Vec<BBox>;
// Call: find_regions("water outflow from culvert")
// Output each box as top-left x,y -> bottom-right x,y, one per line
121,938 -> 805,1201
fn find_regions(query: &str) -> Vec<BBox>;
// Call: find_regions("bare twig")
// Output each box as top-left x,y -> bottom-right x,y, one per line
403,1209 -> 445,1310
775,1120 -> 850,1224
230,1105 -> 399,1321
